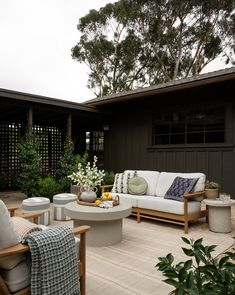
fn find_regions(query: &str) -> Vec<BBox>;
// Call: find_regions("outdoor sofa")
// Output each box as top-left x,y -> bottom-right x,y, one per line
101,170 -> 207,233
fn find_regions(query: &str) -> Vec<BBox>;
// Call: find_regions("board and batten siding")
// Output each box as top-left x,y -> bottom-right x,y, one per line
103,84 -> 235,197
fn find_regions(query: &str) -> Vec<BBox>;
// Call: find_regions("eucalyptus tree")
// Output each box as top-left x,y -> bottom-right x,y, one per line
72,0 -> 235,97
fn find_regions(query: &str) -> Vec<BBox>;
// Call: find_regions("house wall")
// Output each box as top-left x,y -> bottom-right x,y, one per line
102,80 -> 235,196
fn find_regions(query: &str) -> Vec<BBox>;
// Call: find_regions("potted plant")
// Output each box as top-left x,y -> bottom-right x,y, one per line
156,237 -> 235,295
205,180 -> 220,199
68,155 -> 105,202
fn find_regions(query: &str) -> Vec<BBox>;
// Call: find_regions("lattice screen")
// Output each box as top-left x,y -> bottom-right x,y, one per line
0,122 -> 22,188
0,122 -> 63,189
34,125 -> 62,176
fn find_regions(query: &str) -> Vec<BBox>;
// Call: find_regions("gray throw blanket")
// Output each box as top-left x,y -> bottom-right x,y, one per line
23,225 -> 80,295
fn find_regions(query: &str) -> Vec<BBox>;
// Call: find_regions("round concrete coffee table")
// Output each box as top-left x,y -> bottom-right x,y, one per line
64,201 -> 132,246
203,199 -> 235,233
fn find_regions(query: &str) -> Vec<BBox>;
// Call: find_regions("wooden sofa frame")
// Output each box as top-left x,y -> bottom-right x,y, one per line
101,185 -> 207,233
0,207 -> 90,295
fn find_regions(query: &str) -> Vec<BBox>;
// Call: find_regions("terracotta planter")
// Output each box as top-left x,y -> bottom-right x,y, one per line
205,188 -> 219,199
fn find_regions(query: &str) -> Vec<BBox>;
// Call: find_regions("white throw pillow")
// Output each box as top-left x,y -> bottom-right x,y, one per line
0,200 -> 25,270
112,171 -> 136,193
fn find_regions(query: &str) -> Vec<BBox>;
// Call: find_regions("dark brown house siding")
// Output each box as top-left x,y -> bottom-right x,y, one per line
96,78 -> 235,196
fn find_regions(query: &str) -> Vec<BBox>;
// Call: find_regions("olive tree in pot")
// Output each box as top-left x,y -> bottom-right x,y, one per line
205,180 -> 220,199
156,237 -> 235,295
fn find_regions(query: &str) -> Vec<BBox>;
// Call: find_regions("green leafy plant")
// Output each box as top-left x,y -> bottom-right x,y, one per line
17,132 -> 42,197
156,237 -> 235,295
56,139 -> 76,192
103,171 -> 115,185
75,151 -> 89,170
205,180 -> 220,189
37,176 -> 60,202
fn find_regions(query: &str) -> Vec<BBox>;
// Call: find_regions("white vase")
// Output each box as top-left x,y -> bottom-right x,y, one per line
80,186 -> 97,203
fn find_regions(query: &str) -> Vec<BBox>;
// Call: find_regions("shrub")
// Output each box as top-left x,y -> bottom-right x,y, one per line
156,237 -> 235,295
17,132 -> 42,197
37,176 -> 60,202
103,171 -> 115,185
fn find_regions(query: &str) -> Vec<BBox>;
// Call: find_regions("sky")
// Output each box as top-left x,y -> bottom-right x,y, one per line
0,0 -> 232,103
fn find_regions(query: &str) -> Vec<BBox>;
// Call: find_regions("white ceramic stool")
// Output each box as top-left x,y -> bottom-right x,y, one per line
22,197 -> 50,225
53,193 -> 77,221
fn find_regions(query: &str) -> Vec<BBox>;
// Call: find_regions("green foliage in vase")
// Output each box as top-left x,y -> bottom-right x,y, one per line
72,0 -> 235,97
37,176 -> 60,202
156,237 -> 235,295
17,131 -> 42,197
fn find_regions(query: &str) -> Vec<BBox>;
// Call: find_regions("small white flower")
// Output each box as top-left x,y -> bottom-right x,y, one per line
68,156 -> 105,187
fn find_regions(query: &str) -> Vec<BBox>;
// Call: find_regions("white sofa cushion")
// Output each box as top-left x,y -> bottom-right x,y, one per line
138,196 -> 201,215
111,193 -> 145,207
155,172 -> 206,196
0,201 -> 25,270
125,170 -> 160,196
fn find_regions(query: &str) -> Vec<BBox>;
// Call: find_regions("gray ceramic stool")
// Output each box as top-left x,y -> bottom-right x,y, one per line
53,193 -> 77,221
22,197 -> 50,225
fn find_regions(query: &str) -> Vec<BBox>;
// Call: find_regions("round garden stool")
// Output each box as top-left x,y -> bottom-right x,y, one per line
53,193 -> 77,221
22,197 -> 50,225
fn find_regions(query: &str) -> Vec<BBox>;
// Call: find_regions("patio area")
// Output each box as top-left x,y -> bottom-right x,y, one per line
1,191 -> 235,295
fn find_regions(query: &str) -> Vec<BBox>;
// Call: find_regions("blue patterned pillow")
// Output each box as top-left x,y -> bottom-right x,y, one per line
164,177 -> 199,202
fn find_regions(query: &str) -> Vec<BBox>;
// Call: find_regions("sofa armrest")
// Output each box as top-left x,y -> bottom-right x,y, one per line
184,191 -> 205,200
100,184 -> 113,194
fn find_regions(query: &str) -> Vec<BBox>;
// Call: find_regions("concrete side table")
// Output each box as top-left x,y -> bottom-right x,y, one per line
203,199 -> 235,233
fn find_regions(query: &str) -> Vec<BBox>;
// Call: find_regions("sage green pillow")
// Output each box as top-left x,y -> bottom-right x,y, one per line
128,176 -> 148,195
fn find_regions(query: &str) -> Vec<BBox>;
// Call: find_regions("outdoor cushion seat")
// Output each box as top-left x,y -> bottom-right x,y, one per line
138,196 -> 201,215
101,170 -> 207,233
113,193 -> 141,207
0,200 -> 90,295
1,236 -> 81,293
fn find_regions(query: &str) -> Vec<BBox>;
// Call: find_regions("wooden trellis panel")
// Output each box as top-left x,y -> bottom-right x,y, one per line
0,122 -> 22,188
33,125 -> 62,176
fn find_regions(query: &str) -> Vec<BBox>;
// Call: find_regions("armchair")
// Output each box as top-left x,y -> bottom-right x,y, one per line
0,200 -> 90,295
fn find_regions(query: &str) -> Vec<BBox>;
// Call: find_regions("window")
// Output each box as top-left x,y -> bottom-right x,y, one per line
85,131 -> 104,152
153,108 -> 224,145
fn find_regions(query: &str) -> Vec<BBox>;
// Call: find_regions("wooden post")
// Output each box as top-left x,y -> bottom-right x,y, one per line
27,107 -> 33,133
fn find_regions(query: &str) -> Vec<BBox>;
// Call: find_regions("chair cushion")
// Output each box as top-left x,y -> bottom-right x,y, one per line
128,176 -> 148,195
164,177 -> 199,202
155,172 -> 206,196
1,260 -> 30,293
0,200 -> 25,270
112,171 -> 136,193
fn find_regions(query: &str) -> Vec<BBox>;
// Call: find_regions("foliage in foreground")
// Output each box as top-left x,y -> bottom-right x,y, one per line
72,0 -> 235,97
156,237 -> 235,295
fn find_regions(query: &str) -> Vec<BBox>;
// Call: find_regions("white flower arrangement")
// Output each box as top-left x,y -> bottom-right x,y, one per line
68,155 -> 105,189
